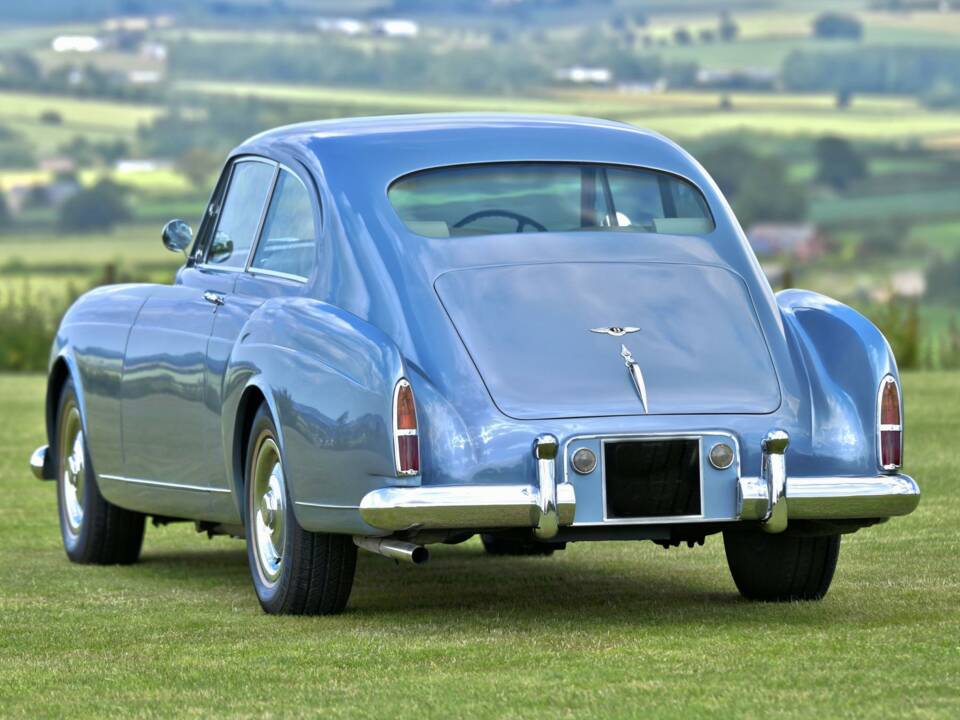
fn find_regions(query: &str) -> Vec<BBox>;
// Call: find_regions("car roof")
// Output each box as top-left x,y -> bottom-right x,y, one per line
233,113 -> 706,185
240,112 -> 650,147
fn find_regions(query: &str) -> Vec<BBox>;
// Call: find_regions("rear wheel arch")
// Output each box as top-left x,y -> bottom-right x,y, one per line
233,384 -> 269,510
46,357 -> 72,447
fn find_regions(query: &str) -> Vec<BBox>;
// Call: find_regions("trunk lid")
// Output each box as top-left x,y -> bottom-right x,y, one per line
435,262 -> 781,419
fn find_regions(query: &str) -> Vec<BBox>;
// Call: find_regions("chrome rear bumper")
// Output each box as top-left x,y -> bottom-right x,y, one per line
360,482 -> 576,533
359,430 -> 919,536
738,473 -> 920,521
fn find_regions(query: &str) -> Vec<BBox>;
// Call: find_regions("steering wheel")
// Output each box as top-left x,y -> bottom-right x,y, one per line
452,209 -> 547,234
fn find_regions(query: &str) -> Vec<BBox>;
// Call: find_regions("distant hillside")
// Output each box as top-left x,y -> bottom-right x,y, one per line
0,0 -> 387,23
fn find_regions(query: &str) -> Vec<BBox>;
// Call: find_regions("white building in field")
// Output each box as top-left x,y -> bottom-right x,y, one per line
555,66 -> 613,85
373,19 -> 420,38
52,35 -> 103,53
315,17 -> 366,36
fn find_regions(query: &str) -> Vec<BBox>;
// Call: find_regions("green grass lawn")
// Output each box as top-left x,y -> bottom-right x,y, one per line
0,372 -> 957,718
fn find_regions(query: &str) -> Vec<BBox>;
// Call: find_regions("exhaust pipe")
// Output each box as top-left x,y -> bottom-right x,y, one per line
353,536 -> 429,565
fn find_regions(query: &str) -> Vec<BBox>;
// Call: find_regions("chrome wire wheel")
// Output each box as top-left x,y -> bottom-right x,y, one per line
60,405 -> 85,538
250,437 -> 286,588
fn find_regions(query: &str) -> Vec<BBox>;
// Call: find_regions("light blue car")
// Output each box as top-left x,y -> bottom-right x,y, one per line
30,114 -> 919,614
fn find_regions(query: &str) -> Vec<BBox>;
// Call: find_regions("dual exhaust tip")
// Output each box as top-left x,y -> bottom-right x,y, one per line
353,536 -> 429,565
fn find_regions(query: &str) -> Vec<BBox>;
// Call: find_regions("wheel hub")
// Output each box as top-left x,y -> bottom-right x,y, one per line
60,408 -> 85,535
251,438 -> 286,588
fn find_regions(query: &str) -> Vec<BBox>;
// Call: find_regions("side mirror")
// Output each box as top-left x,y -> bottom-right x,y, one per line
162,219 -> 193,255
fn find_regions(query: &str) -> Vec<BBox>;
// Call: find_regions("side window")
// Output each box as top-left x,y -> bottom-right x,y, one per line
251,169 -> 317,280
206,160 -> 276,269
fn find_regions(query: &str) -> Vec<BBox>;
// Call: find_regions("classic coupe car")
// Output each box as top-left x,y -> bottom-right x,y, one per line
30,114 -> 919,615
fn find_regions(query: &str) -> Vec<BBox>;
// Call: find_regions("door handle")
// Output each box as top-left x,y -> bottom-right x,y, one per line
203,291 -> 225,306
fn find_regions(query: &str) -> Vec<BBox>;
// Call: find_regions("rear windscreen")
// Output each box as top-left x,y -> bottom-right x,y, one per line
388,162 -> 714,238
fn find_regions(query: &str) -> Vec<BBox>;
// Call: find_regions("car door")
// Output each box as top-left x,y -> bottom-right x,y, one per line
118,157 -> 277,514
205,163 -> 322,494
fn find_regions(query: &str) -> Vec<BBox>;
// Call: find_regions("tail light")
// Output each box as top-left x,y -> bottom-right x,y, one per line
393,379 -> 419,476
878,375 -> 902,470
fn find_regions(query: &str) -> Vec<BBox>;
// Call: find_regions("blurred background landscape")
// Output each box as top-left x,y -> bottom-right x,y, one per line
0,0 -> 958,371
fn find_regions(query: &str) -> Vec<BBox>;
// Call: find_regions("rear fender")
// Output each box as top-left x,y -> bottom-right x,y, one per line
221,299 -> 408,532
778,289 -> 897,474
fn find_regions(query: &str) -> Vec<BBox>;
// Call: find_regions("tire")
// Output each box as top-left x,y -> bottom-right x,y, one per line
244,404 -> 357,615
723,528 -> 841,601
55,378 -> 145,565
480,533 -> 562,557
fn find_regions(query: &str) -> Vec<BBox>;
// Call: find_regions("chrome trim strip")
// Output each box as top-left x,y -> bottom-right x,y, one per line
98,474 -> 231,494
196,264 -> 246,274
30,445 -> 51,480
760,430 -> 789,533
295,501 -> 361,510
359,483 -> 576,532
247,267 -> 308,284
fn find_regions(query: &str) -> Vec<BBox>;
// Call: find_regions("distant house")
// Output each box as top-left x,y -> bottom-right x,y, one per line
617,79 -> 668,94
372,19 -> 420,38
52,35 -> 103,53
890,270 -> 926,299
115,159 -> 169,173
555,66 -> 613,85
315,17 -> 366,36
696,67 -> 776,91
127,70 -> 163,84
39,157 -> 77,175
6,178 -> 79,214
748,223 -> 827,262
140,42 -> 168,62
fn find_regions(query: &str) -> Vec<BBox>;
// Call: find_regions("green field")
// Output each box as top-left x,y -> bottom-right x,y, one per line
1,372 -> 958,718
175,81 -> 960,145
0,223 -> 182,299
0,91 -> 161,153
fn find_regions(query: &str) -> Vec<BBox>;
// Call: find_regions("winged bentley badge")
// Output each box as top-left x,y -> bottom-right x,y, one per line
590,326 -> 640,337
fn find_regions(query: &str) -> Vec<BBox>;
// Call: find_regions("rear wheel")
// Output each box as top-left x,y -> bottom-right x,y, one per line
244,405 -> 357,615
480,533 -> 561,557
56,378 -> 145,564
723,528 -> 840,601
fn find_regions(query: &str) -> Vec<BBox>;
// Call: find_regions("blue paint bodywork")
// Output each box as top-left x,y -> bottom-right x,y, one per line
46,114 -> 900,536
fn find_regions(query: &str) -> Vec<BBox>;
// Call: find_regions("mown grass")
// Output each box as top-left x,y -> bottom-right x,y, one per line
0,372 -> 957,718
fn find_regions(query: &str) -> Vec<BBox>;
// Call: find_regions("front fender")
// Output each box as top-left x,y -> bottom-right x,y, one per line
778,289 -> 897,475
221,299 -> 408,533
